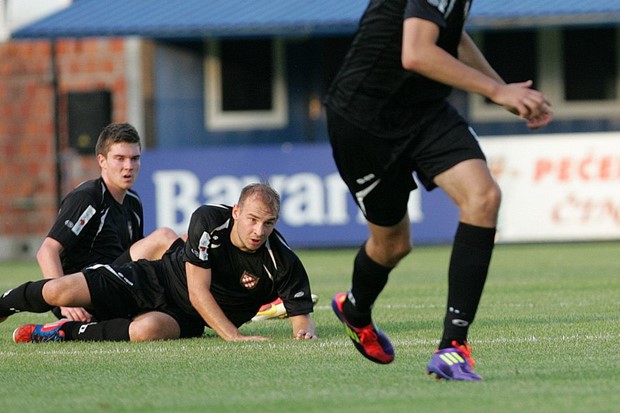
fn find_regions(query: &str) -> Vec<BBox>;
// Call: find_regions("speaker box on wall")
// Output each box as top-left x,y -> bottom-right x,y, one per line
67,90 -> 112,155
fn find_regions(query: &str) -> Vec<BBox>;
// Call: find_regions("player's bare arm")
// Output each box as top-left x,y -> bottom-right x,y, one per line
458,32 -> 553,128
457,32 -> 504,84
402,18 -> 552,127
289,314 -> 317,340
185,262 -> 267,341
401,18 -> 501,99
36,237 -> 93,322
36,237 -> 66,280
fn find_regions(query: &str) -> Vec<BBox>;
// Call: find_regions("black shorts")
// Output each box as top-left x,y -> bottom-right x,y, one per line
82,262 -> 205,338
326,104 -> 486,226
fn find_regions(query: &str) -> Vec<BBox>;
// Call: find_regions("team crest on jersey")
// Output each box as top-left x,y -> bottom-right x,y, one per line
240,271 -> 259,289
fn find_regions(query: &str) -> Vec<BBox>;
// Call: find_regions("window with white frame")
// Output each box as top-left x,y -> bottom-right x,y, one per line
204,38 -> 288,131
470,27 -> 620,121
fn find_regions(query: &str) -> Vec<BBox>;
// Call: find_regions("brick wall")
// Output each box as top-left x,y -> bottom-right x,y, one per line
0,38 -> 128,259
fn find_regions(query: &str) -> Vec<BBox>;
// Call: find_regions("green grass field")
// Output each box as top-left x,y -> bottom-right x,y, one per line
0,242 -> 618,413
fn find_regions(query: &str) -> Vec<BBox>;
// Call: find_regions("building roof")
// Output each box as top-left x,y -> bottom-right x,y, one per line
469,0 -> 620,29
12,0 -> 620,40
11,0 -> 365,39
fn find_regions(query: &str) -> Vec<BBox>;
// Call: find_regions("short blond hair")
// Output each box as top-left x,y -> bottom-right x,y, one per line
238,183 -> 280,217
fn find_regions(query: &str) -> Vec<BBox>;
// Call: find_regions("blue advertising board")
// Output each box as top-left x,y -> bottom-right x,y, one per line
133,143 -> 458,248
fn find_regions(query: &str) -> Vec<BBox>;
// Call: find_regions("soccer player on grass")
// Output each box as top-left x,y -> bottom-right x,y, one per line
0,183 -> 317,342
36,122 -> 179,322
324,0 -> 552,380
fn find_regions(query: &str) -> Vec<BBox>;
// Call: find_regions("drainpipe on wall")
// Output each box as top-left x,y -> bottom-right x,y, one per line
51,39 -> 62,210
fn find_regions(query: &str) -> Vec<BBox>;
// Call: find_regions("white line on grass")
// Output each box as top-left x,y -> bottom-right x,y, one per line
1,332 -> 617,357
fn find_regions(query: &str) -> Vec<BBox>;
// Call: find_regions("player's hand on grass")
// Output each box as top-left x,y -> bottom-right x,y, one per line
60,306 -> 93,322
295,329 -> 317,340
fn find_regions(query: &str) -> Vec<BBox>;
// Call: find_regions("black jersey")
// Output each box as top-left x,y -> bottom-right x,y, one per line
47,177 -> 144,274
324,0 -> 472,138
159,204 -> 314,327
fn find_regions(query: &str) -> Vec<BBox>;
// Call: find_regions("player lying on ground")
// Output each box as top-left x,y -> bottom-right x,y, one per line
0,183 -> 317,342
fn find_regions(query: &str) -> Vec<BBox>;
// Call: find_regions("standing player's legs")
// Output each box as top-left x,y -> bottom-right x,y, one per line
332,211 -> 411,365
350,216 -> 412,321
427,158 -> 500,380
327,109 -> 414,364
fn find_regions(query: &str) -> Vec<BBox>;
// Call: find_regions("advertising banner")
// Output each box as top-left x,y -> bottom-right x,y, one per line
134,143 -> 458,248
134,132 -> 620,248
481,132 -> 620,242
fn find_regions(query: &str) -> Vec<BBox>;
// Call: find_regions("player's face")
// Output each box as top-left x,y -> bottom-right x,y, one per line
99,142 -> 141,193
231,196 -> 278,253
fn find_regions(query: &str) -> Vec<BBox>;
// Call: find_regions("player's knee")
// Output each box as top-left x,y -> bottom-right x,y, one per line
482,183 -> 502,215
41,279 -> 62,305
129,315 -> 179,342
370,236 -> 411,267
132,323 -> 162,342
42,277 -> 75,306
464,182 -> 502,220
153,227 -> 179,246
129,322 -> 160,342
390,239 -> 412,263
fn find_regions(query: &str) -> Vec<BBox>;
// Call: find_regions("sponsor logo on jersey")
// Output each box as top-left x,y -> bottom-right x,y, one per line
198,231 -> 211,261
71,205 -> 96,235
240,271 -> 259,289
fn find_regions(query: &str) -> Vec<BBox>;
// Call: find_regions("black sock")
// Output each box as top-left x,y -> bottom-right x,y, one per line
61,318 -> 131,341
0,280 -> 53,316
439,222 -> 495,349
51,306 -> 64,320
344,245 -> 392,327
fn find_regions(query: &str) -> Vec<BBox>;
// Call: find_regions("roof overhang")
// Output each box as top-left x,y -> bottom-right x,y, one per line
467,1 -> 620,30
11,0 -> 367,40
11,0 -> 620,40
